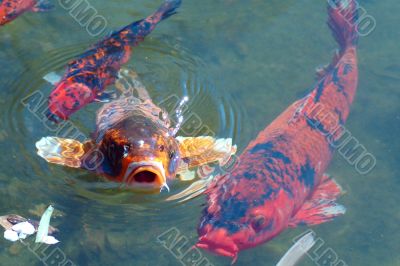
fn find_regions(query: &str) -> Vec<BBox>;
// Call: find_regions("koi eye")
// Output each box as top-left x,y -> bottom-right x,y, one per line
251,215 -> 266,231
169,150 -> 176,159
123,145 -> 130,158
159,145 -> 165,152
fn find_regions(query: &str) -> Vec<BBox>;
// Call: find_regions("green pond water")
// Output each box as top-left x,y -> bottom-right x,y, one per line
0,0 -> 398,265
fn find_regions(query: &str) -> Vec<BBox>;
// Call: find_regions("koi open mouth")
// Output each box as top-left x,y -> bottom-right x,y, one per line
130,167 -> 161,184
124,161 -> 168,191
196,234 -> 239,262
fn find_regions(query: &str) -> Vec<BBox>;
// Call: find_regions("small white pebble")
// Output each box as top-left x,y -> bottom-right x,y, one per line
41,235 -> 60,245
4,230 -> 19,242
18,233 -> 27,239
12,222 -> 35,235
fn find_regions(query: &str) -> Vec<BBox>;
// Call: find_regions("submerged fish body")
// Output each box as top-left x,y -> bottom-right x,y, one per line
47,0 -> 182,122
0,0 -> 52,26
197,0 -> 359,261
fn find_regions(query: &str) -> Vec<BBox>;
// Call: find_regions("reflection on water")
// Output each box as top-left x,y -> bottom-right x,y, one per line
0,0 -> 399,265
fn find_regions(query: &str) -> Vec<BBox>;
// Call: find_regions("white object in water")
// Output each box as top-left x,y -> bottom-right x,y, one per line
276,231 -> 316,266
4,229 -> 19,242
3,221 -> 35,242
41,235 -> 60,245
18,233 -> 27,240
43,72 -> 62,85
36,137 -> 62,162
12,221 -> 35,236
36,205 -> 59,244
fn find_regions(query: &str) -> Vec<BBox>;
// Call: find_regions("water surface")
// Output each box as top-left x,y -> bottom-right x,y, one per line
0,1 -> 398,265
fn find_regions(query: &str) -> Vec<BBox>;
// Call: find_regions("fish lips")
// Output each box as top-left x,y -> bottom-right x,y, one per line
123,161 -> 168,191
196,231 -> 239,262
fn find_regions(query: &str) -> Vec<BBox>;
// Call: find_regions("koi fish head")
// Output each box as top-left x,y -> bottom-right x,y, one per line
196,174 -> 289,260
196,207 -> 281,261
98,115 -> 180,191
47,80 -> 94,122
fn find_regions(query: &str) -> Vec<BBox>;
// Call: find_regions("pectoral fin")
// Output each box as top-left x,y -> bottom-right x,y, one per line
32,0 -> 54,12
36,137 -> 90,168
289,174 -> 345,227
177,136 -> 237,170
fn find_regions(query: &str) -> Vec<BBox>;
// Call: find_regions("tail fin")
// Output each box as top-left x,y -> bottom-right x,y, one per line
121,0 -> 181,42
153,0 -> 182,22
328,0 -> 359,51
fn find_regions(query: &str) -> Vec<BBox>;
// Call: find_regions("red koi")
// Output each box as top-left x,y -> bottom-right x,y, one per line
46,0 -> 181,122
0,0 -> 52,26
196,0 -> 359,262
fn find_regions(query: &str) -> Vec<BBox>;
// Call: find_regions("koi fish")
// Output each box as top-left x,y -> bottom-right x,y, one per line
196,0 -> 359,262
36,70 -> 237,192
0,0 -> 52,26
46,0 -> 181,123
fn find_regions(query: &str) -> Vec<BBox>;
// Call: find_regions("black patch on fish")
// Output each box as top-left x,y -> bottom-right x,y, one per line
314,78 -> 326,103
306,116 -> 330,135
306,115 -> 337,152
213,220 -> 242,234
250,142 -> 274,153
263,158 -> 295,183
243,172 -> 258,180
343,64 -> 352,75
262,162 -> 279,182
334,108 -> 345,126
270,150 -> 292,164
206,197 -> 249,234
66,92 -> 76,99
298,160 -> 315,188
220,197 -> 249,221
72,100 -> 80,109
141,21 -> 152,32
332,67 -> 346,96
253,188 -> 276,206
250,142 -> 291,164
200,202 -> 240,234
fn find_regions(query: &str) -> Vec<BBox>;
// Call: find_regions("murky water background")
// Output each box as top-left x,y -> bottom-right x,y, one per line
0,0 -> 398,265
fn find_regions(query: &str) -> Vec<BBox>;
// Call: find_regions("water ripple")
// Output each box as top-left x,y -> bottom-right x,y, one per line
1,36 -> 245,226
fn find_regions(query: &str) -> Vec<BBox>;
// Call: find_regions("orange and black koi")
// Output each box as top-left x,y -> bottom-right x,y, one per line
0,0 -> 52,26
36,71 -> 237,193
47,0 -> 181,122
197,0 -> 359,262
